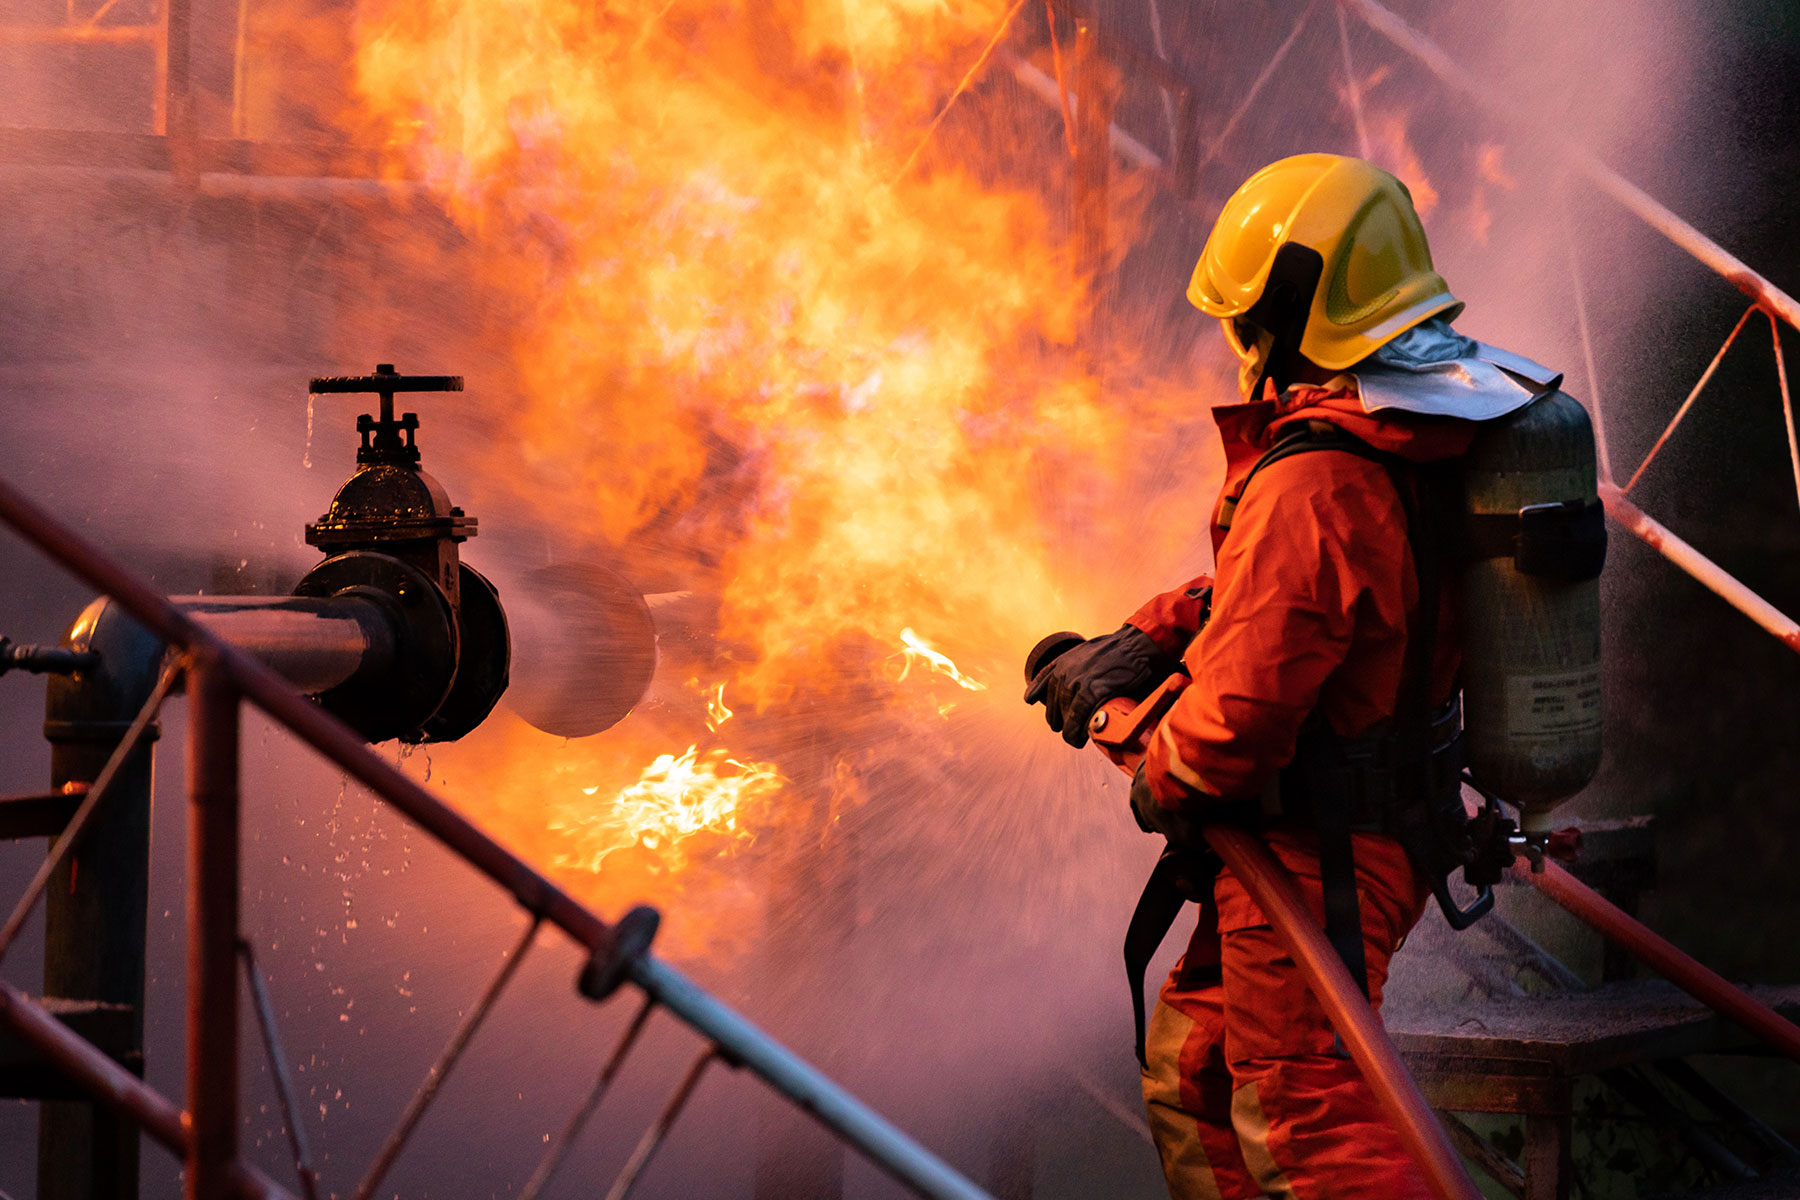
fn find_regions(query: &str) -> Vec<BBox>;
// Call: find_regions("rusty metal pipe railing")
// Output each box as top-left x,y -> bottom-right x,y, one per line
520,995 -> 658,1200
1600,483 -> 1800,654
188,657 -> 243,1200
163,0 -> 191,144
631,956 -> 993,1200
352,917 -> 543,1200
0,473 -> 994,1200
0,24 -> 161,44
0,978 -> 296,1200
602,1045 -> 720,1200
1517,859 -> 1800,1064
1342,0 -> 1800,332
240,939 -> 324,1200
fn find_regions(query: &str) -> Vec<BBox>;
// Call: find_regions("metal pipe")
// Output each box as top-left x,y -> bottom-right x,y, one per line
1519,859 -> 1800,1063
890,0 -> 1029,185
1195,3 -> 1316,173
1334,1 -> 1373,160
0,23 -> 159,44
1599,483 -> 1800,654
1439,1110 -> 1525,1198
1771,311 -> 1800,509
0,656 -> 181,964
1600,1067 -> 1756,1180
1202,827 -> 1484,1200
1654,1057 -> 1800,1166
1561,189 -> 1615,484
0,638 -> 99,675
1343,0 -> 1800,332
1072,19 -> 1118,294
187,657 -> 241,1200
0,977 -> 185,1151
1004,58 -> 1164,171
174,596 -> 394,695
0,476 -> 995,1200
1621,306 -> 1757,494
163,0 -> 191,143
0,979 -> 297,1200
634,957 -> 996,1200
40,593 -> 166,1199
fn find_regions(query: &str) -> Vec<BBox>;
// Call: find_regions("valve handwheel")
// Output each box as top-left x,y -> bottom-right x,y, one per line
309,364 -> 465,465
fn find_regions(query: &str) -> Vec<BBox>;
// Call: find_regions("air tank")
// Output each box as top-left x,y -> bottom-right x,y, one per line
1459,389 -> 1606,833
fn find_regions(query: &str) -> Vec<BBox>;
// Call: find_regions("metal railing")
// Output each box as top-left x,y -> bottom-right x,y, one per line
0,473 -> 995,1200
1333,0 -> 1800,657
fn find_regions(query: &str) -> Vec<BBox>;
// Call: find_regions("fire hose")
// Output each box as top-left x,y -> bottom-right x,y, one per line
1030,642 -> 1800,1197
1050,666 -> 1484,1200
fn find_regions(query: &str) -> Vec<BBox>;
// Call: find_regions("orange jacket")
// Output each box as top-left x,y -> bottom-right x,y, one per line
1130,382 -> 1473,810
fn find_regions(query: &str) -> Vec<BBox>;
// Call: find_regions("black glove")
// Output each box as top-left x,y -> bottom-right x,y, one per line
1130,761 -> 1204,848
1023,624 -> 1177,748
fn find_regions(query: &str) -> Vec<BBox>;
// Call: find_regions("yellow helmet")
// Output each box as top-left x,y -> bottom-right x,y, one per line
1190,153 -> 1461,392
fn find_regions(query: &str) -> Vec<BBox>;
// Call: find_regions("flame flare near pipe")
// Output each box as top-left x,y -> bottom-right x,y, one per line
347,0 -> 1223,947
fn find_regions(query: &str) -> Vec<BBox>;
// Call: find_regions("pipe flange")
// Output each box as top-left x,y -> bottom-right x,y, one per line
295,551 -> 457,744
420,563 -> 510,743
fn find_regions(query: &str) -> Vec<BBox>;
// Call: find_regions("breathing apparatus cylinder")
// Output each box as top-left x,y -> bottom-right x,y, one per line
1458,390 -> 1606,833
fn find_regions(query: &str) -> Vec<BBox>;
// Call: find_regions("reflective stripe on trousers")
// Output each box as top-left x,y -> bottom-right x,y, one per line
1139,830 -> 1431,1200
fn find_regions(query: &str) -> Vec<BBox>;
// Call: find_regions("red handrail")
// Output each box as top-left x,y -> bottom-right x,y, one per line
1519,859 -> 1800,1063
0,977 -> 293,1199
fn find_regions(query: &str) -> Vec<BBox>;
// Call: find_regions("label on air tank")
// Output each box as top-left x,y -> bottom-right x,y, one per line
1505,668 -> 1603,738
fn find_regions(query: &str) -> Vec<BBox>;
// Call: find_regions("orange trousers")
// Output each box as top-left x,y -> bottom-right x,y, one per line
1139,829 -> 1430,1200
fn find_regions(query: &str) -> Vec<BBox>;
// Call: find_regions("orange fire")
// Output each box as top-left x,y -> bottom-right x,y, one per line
704,682 -> 733,731
555,746 -> 782,873
893,627 -> 989,693
348,0 -> 1217,945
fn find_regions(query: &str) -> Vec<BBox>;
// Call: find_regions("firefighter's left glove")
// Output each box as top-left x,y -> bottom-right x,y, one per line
1130,761 -> 1203,849
1023,624 -> 1177,748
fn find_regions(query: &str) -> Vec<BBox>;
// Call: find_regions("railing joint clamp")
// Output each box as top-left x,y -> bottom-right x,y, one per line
577,906 -> 660,1003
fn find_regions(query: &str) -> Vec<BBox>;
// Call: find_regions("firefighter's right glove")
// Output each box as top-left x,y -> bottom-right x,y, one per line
1023,624 -> 1178,748
1130,761 -> 1205,849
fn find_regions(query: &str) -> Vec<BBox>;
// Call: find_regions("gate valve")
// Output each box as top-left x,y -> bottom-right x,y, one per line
296,364 -> 509,744
304,364 -> 476,567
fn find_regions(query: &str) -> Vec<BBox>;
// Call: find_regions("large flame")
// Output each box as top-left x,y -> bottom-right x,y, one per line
555,745 -> 783,873
349,0 -> 1213,942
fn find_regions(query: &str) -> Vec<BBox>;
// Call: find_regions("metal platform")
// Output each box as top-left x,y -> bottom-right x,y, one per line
1394,981 -> 1800,1105
1388,971 -> 1800,1199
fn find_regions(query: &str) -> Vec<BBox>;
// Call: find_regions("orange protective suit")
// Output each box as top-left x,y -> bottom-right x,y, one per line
1125,381 -> 1473,1200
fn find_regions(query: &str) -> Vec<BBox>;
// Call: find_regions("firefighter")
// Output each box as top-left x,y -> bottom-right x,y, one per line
1026,153 -> 1561,1199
